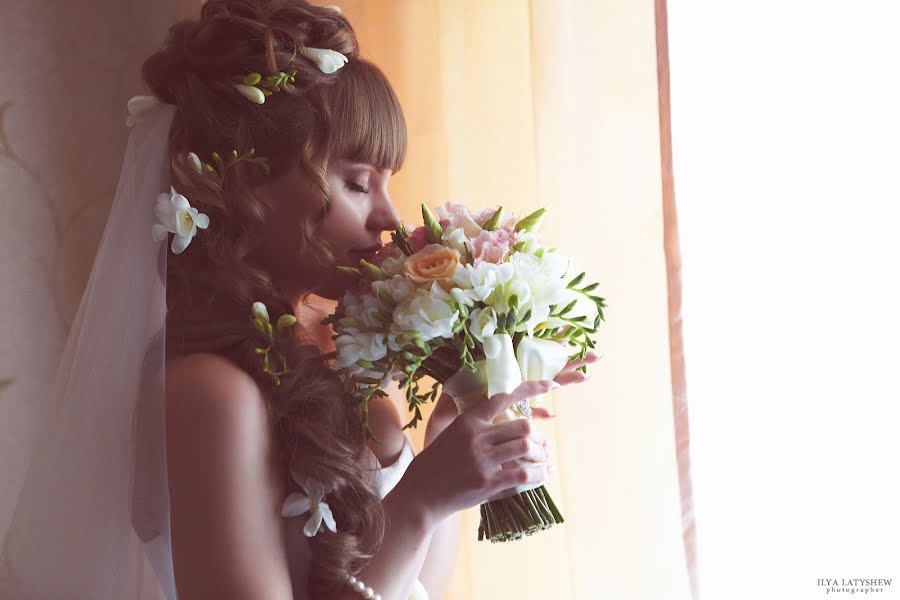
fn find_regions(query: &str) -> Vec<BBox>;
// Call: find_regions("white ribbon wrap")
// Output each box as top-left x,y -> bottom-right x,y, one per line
441,333 -> 570,501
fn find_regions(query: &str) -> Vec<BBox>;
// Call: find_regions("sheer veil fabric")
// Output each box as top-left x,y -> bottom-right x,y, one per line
0,102 -> 178,599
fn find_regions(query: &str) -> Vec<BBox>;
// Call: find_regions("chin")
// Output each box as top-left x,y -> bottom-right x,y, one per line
314,274 -> 355,301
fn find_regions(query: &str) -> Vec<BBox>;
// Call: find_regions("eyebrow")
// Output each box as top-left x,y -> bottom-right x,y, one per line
345,161 -> 392,175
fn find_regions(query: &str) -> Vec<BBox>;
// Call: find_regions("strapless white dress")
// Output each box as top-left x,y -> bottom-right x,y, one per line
283,434 -> 430,600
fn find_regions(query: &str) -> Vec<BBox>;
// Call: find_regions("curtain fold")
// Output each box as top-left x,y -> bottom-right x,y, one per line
343,1 -> 698,598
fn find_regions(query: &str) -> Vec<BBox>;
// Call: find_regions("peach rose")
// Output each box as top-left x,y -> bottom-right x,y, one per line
404,243 -> 461,290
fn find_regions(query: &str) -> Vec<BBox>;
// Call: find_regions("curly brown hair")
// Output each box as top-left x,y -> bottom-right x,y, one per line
140,0 -> 407,596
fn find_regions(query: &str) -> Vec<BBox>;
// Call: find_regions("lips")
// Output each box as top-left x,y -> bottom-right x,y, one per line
349,243 -> 383,260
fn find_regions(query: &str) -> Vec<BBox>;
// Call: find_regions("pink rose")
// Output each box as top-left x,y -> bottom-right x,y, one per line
471,228 -> 515,264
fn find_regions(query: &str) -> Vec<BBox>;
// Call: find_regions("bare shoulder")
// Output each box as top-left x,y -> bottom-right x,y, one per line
164,352 -> 292,599
166,352 -> 263,413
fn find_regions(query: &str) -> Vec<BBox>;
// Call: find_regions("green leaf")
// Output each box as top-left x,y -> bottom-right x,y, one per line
567,272 -> 586,288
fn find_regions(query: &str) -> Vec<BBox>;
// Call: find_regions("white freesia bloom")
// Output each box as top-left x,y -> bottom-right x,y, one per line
281,476 -> 337,537
451,261 -> 515,304
441,226 -> 470,257
378,255 -> 407,277
371,276 -> 415,305
335,330 -> 387,368
152,186 -> 209,254
126,95 -> 166,127
468,307 -> 498,344
513,230 -> 542,254
387,329 -> 419,353
300,46 -> 349,74
391,291 -> 458,342
345,295 -> 389,329
506,251 -> 569,334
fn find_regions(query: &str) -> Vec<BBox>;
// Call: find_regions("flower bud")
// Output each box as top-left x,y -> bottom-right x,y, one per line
251,302 -> 270,323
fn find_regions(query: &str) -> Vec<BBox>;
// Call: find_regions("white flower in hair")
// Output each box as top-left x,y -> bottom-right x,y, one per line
186,152 -> 203,174
324,4 -> 343,14
126,95 -> 166,127
152,186 -> 210,254
300,46 -> 349,74
281,475 -> 337,537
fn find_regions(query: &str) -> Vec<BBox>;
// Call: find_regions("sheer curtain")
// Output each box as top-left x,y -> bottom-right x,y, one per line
669,1 -> 900,599
342,1 -> 697,598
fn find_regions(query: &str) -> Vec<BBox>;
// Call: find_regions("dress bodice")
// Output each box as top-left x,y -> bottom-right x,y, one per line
282,434 -> 430,600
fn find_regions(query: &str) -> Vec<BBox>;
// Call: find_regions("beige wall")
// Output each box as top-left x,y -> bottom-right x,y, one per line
0,0 -> 179,552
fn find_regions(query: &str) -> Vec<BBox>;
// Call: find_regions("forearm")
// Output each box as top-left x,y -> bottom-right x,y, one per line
417,508 -> 461,599
333,478 -> 437,600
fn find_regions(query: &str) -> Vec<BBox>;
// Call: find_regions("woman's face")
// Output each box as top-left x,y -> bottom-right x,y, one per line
256,157 -> 401,302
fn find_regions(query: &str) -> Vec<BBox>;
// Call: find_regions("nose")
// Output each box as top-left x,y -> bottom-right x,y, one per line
369,188 -> 401,233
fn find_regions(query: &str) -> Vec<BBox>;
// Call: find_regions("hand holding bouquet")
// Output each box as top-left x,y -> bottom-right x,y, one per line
324,202 -> 605,541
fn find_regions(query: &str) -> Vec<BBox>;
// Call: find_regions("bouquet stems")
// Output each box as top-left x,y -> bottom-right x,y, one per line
424,348 -> 564,542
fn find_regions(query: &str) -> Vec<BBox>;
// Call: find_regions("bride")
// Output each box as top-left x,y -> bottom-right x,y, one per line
0,1 -> 595,599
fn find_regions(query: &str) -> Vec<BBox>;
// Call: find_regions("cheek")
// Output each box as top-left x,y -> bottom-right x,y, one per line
319,193 -> 367,246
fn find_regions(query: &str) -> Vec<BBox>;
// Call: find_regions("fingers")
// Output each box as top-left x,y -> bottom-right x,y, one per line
484,417 -> 546,447
477,380 -> 558,422
531,406 -> 556,419
490,463 -> 553,496
489,435 -> 551,465
553,369 -> 590,387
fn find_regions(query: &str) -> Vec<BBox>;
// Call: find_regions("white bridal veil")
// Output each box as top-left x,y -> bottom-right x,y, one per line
0,100 -> 178,599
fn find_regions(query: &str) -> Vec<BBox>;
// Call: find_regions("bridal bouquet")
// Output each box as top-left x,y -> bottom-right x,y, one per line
324,202 -> 605,542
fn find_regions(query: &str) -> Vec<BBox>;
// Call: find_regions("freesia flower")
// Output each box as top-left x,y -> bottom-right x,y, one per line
344,295 -> 389,329
187,152 -> 203,174
251,301 -> 270,324
334,330 -> 387,368
468,306 -> 499,344
300,47 -> 349,74
391,291 -> 459,342
281,476 -> 337,537
451,260 -> 515,304
440,226 -> 470,259
152,186 -> 209,254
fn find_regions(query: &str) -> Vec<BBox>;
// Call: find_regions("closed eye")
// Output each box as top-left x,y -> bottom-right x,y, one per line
345,179 -> 369,194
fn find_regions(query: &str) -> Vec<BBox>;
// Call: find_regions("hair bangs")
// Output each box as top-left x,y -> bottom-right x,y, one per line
328,61 -> 407,174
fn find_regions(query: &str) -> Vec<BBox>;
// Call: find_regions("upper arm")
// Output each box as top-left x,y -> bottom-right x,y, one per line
165,353 -> 293,600
365,391 -> 406,467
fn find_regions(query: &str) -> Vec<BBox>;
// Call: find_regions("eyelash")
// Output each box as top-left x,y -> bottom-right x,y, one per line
345,179 -> 369,194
